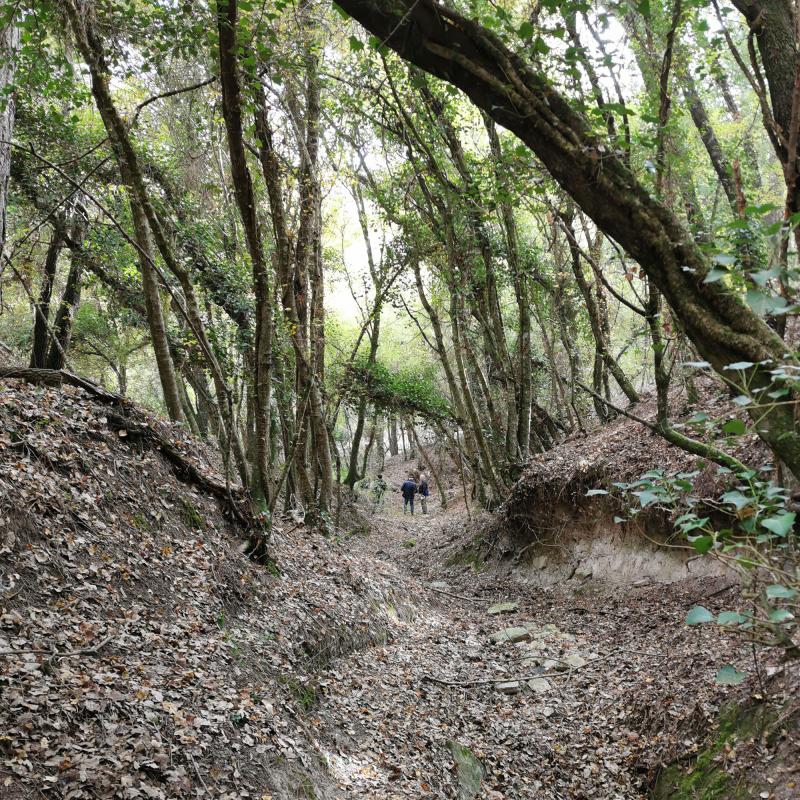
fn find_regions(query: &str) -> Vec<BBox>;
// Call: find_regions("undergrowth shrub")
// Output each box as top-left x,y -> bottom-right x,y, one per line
591,467 -> 798,681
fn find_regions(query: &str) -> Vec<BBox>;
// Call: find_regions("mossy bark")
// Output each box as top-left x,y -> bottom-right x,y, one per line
334,0 -> 800,477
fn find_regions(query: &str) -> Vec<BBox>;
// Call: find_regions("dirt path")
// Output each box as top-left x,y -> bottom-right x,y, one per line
309,489 -> 741,800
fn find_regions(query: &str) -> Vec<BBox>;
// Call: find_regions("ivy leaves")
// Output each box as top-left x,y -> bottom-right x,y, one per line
344,354 -> 453,421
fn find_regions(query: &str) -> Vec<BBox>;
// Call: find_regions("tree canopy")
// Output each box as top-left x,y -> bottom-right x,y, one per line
0,0 -> 798,513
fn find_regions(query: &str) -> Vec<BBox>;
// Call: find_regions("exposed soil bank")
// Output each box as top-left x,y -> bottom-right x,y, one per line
503,502 -> 729,587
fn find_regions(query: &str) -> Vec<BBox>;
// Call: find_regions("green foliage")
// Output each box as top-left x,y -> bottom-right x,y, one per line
345,354 -> 453,422
699,203 -> 798,317
652,703 -> 771,799
605,466 -> 799,667
277,674 -> 318,713
180,497 -> 204,530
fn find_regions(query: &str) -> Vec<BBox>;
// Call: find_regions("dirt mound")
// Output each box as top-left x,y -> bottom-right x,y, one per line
0,379 -> 400,799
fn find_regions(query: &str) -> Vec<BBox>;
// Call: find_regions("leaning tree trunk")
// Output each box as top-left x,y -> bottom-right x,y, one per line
360,414 -> 377,478
65,0 -> 255,484
682,74 -> 737,208
560,209 -> 639,404
334,0 -> 800,477
131,194 -> 185,422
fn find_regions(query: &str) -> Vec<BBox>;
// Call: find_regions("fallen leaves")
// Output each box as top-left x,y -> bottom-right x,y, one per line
1,380 -> 795,800
0,380 -> 403,798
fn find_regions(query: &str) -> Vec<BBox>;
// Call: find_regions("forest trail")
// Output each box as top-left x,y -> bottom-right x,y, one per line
6,0 -> 800,794
1,383 -> 794,800
306,462 -> 745,800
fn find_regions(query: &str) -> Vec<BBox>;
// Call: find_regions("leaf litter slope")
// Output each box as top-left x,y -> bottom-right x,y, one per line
0,379 -> 402,799
0,380 -> 794,799
313,465 -> 794,799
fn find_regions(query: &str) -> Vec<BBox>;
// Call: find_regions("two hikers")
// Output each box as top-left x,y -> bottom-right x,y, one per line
400,473 -> 430,515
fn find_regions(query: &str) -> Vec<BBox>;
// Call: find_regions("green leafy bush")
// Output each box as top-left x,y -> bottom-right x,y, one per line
343,354 -> 453,422
595,467 -> 799,672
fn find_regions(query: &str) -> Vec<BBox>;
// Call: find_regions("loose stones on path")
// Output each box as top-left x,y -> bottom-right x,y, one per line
488,621 -> 562,644
486,601 -> 518,615
527,677 -> 552,693
488,626 -> 532,644
489,620 -> 591,694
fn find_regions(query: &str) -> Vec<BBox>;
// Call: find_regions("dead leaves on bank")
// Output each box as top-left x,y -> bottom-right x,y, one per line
0,380 -> 399,798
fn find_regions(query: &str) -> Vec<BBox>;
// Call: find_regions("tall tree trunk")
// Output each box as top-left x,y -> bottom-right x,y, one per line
299,51 -> 333,512
0,17 -> 18,261
185,365 -> 212,439
345,183 -> 383,487
360,413 -> 377,477
346,394 -> 370,487
682,74 -> 738,207
217,0 -> 273,504
560,209 -> 640,404
412,259 -> 485,503
450,284 -> 504,500
176,373 -> 202,437
252,29 -> 331,512
375,413 -> 386,472
427,85 -> 517,455
485,116 -> 532,459
708,54 -> 762,188
45,244 -> 84,371
29,231 -> 63,369
133,195 -> 185,421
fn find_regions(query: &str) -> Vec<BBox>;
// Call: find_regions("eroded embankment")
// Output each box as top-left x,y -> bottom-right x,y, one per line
495,389 -> 762,589
502,500 -> 728,586
0,379 -> 407,799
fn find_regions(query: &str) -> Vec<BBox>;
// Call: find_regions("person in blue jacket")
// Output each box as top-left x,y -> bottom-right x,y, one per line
400,475 -> 418,515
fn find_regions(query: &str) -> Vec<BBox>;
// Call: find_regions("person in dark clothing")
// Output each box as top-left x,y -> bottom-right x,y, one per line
418,474 -> 430,514
401,475 -> 417,515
